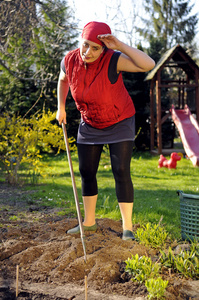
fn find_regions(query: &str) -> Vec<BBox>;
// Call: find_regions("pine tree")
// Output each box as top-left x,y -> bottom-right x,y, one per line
140,0 -> 198,53
143,1 -> 198,149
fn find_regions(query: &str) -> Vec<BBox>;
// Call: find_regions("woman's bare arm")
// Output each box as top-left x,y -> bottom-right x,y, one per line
97,34 -> 155,73
56,69 -> 69,125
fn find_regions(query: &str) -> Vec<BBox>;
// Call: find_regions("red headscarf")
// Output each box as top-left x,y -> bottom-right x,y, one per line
81,21 -> 111,46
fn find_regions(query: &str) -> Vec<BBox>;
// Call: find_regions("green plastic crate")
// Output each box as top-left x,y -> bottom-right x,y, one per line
177,190 -> 199,241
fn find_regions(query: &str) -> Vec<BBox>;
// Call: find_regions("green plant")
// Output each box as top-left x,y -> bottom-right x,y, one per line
103,195 -> 110,214
125,254 -> 160,283
9,215 -> 19,221
160,242 -> 199,279
0,111 -> 75,184
145,277 -> 168,300
135,222 -> 168,249
159,247 -> 174,269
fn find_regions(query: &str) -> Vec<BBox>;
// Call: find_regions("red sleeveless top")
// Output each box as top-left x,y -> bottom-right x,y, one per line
64,48 -> 135,129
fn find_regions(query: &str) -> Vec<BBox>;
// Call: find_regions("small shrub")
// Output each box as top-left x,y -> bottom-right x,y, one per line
0,111 -> 75,184
160,242 -> 199,279
9,215 -> 19,221
145,277 -> 168,300
125,254 -> 160,283
135,222 -> 168,249
125,253 -> 168,299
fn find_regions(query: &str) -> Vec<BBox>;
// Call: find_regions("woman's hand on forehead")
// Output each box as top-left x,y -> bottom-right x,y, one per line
97,34 -> 121,51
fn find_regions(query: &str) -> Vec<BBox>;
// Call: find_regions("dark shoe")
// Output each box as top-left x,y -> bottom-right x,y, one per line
122,230 -> 135,241
67,223 -> 97,234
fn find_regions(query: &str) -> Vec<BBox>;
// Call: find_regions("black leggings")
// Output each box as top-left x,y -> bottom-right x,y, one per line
77,141 -> 134,203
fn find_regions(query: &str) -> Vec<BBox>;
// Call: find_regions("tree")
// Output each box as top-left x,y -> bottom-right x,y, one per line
139,0 -> 198,54
0,0 -> 78,116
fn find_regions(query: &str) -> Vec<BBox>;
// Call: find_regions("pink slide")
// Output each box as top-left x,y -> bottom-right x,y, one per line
171,104 -> 199,167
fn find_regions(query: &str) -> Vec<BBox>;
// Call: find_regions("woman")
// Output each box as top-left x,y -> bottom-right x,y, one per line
56,21 -> 155,240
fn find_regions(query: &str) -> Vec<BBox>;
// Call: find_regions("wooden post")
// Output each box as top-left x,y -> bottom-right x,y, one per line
85,275 -> 88,300
16,265 -> 19,297
150,80 -> 155,151
178,78 -> 181,108
156,73 -> 162,154
182,79 -> 185,108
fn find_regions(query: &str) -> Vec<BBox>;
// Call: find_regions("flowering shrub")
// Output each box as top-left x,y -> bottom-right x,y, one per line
0,111 -> 76,184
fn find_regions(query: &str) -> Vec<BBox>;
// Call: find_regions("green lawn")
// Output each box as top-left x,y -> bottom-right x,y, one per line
1,150 -> 199,240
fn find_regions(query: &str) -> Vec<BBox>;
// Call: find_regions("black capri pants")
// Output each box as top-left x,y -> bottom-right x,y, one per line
77,141 -> 134,203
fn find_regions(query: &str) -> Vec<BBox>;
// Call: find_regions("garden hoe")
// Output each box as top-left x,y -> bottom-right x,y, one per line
62,123 -> 87,263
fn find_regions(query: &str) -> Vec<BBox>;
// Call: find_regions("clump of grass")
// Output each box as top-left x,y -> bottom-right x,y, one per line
9,215 -> 19,221
96,194 -> 120,220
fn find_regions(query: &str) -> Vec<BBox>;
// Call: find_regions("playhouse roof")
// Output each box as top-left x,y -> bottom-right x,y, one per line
145,44 -> 199,81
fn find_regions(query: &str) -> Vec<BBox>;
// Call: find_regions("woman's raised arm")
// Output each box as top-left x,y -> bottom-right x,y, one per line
97,34 -> 155,73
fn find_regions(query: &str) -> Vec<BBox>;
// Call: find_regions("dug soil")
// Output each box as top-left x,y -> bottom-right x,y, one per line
0,183 -> 198,300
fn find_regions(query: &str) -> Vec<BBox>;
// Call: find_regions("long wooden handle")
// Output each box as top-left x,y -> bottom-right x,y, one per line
62,123 -> 86,262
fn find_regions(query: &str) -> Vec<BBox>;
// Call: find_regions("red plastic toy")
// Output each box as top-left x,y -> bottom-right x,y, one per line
158,152 -> 181,169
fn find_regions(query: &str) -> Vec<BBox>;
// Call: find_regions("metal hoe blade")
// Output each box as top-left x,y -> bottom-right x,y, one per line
62,123 -> 87,262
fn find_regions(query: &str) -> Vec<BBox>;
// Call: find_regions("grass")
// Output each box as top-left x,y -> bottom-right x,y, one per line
1,149 -> 199,240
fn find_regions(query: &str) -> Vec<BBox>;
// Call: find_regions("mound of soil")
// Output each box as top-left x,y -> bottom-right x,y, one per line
0,184 -> 198,299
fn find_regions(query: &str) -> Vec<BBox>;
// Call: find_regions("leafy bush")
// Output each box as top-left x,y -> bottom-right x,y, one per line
0,111 -> 75,184
135,222 -> 168,249
125,254 -> 168,299
145,277 -> 168,300
160,242 -> 199,279
125,254 -> 160,283
125,231 -> 198,299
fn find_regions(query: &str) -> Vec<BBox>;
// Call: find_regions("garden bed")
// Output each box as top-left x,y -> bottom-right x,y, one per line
0,183 -> 198,299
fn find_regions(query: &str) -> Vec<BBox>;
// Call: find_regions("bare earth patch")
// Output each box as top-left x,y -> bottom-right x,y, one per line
0,183 -> 198,299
